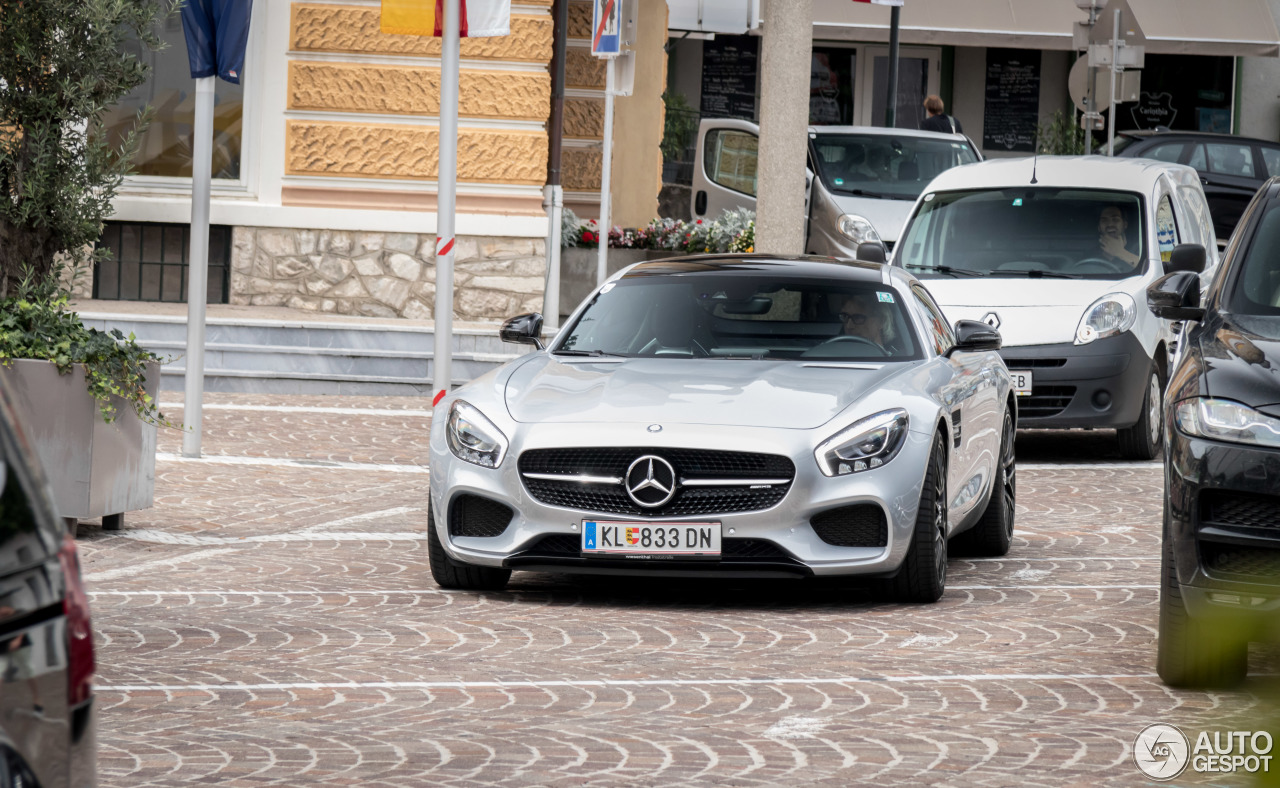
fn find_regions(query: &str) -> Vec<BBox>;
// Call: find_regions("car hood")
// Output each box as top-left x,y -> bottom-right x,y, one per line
504,356 -> 916,429
1199,314 -> 1280,409
829,193 -> 916,243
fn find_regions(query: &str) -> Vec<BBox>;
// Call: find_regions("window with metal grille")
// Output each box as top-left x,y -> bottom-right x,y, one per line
94,222 -> 230,303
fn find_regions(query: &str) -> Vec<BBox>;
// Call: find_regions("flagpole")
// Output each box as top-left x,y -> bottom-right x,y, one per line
182,76 -> 214,458
596,57 -> 614,286
435,0 -> 461,400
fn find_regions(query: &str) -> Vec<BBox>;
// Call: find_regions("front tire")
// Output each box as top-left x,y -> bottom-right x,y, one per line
957,408 -> 1016,557
427,502 -> 511,591
1117,365 -> 1164,460
1156,519 -> 1247,688
886,432 -> 949,603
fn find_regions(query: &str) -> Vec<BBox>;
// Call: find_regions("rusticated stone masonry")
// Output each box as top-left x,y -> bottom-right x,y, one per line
230,227 -> 545,321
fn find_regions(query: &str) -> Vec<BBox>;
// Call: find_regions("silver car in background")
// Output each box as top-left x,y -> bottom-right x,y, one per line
429,256 -> 1018,602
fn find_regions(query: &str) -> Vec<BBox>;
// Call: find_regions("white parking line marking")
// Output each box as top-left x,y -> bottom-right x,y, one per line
962,556 -> 1156,562
156,452 -> 430,474
110,531 -> 425,546
297,506 -> 422,534
177,403 -> 436,417
1022,462 -> 1161,470
85,548 -> 240,582
98,673 -> 1166,693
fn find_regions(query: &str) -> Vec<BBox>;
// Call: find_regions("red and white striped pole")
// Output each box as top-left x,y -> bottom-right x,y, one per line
434,0 -> 461,406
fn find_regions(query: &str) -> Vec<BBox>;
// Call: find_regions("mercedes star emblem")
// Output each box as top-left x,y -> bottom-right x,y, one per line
625,455 -> 677,508
981,312 -> 1001,329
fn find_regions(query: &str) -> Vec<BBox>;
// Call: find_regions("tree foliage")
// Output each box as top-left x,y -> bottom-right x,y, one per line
1036,109 -> 1087,156
0,0 -> 178,296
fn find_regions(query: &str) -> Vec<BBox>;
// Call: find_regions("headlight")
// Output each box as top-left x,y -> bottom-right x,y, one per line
815,409 -> 909,476
446,400 -> 509,468
1175,398 -> 1280,449
1074,292 -> 1136,345
837,214 -> 882,245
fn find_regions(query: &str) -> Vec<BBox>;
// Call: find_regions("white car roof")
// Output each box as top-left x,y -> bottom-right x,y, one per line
920,155 -> 1198,194
808,125 -> 969,142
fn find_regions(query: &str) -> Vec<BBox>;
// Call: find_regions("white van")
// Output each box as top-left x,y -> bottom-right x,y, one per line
889,156 -> 1219,459
692,119 -> 980,254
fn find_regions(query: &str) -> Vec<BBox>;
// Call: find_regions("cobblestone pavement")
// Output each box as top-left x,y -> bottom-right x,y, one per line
77,394 -> 1278,786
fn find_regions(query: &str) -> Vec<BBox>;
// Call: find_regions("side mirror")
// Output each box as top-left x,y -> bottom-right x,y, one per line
499,313 -> 545,349
1147,272 -> 1205,321
949,319 -> 1002,355
1167,243 -> 1207,275
856,242 -> 887,265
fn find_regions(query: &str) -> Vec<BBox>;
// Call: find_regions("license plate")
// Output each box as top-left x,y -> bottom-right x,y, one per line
1010,369 -> 1034,396
582,520 -> 721,558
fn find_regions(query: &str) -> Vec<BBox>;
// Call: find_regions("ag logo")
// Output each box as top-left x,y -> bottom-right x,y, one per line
625,455 -> 677,508
981,312 -> 1001,329
1133,723 -> 1190,780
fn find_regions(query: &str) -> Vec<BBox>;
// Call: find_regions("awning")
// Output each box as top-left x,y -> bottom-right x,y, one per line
811,0 -> 1280,57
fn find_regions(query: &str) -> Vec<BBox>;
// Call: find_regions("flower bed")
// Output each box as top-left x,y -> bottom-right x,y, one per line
563,208 -> 754,255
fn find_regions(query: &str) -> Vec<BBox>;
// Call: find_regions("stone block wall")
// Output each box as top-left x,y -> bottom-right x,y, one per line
230,227 -> 546,322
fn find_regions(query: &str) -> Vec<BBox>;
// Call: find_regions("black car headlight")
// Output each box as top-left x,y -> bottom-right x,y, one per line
1175,398 -> 1280,449
446,400 -> 509,468
815,409 -> 909,476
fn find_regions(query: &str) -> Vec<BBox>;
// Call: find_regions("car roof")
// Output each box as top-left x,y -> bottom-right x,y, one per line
1119,129 -> 1278,147
808,125 -> 969,142
920,155 -> 1191,194
621,253 -> 890,283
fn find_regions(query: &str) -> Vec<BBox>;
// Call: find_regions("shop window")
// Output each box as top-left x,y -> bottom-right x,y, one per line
704,130 -> 758,196
1205,143 -> 1255,178
94,222 -> 230,304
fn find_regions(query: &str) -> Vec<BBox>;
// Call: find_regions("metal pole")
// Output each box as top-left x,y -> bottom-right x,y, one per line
1107,8 -> 1119,156
885,5 -> 900,128
434,0 -> 461,399
1084,5 -> 1098,155
542,0 -> 568,328
182,76 -> 214,458
597,57 -> 615,286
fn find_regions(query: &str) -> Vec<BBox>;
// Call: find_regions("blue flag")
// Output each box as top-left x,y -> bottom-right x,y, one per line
180,0 -> 253,84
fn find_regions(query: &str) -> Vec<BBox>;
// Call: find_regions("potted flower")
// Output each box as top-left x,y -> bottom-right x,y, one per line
0,0 -> 177,531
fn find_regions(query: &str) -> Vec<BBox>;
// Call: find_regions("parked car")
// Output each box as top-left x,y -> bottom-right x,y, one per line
429,255 -> 1018,603
0,378 -> 97,785
692,120 -> 980,254
889,156 -> 1219,459
1112,129 -> 1280,243
1147,175 -> 1280,688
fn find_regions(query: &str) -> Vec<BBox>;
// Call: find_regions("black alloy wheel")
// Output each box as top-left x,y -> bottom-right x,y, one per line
886,432 -> 949,603
957,408 -> 1016,556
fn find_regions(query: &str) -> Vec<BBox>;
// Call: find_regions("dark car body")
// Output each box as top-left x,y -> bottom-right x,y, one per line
1149,176 -> 1280,688
0,379 -> 97,785
1113,130 -> 1280,242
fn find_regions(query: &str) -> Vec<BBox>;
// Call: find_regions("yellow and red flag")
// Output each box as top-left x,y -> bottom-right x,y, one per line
382,0 -> 510,37
381,0 -> 436,36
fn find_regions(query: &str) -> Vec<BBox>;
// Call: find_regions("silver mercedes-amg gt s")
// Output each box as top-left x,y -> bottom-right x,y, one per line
428,255 -> 1018,602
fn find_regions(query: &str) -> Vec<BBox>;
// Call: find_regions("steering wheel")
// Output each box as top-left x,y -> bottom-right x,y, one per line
1075,256 -> 1130,274
818,334 -> 888,356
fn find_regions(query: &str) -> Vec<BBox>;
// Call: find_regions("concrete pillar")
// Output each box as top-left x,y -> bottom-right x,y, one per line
756,0 -> 813,255
610,1 -> 669,226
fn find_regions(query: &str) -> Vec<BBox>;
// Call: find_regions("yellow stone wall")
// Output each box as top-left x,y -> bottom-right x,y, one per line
285,2 -> 551,187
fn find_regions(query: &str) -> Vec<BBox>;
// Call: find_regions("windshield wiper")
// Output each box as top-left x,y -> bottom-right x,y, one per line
907,265 -> 987,278
831,187 -> 892,199
995,269 -> 1083,279
551,349 -> 627,357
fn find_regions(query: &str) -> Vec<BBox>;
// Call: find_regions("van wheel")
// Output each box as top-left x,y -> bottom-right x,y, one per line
1156,518 -> 1247,689
956,409 -> 1015,557
427,502 -> 511,591
885,433 -> 948,603
1117,366 -> 1163,460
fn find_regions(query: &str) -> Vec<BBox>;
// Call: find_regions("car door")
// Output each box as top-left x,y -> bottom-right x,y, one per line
691,119 -> 759,220
1187,141 -> 1262,240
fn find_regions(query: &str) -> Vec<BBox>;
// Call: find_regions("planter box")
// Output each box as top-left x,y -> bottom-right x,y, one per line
1,359 -> 158,525
559,248 -> 684,321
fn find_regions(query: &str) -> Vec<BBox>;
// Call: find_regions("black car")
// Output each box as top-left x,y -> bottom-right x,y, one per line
1113,130 -> 1280,242
0,379 -> 97,784
1147,175 -> 1280,688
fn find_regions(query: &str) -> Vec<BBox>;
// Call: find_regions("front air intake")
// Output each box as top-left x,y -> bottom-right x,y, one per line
811,504 -> 888,547
448,494 -> 515,538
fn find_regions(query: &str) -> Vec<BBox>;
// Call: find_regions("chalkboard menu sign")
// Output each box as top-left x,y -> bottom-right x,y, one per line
700,35 -> 758,121
983,49 -> 1041,153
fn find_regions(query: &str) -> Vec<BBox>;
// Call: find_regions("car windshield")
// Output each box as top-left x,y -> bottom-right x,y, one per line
810,134 -> 978,201
896,188 -> 1148,280
1227,202 -> 1280,319
555,272 -> 923,361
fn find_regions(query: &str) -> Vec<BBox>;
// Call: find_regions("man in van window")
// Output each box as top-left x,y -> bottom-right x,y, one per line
920,95 -> 962,135
1096,205 -> 1142,268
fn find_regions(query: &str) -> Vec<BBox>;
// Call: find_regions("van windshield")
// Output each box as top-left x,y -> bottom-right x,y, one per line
809,134 -> 978,201
896,188 -> 1148,280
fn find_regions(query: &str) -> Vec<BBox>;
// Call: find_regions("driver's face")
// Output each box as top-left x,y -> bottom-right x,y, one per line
1099,207 -> 1127,238
840,297 -> 886,342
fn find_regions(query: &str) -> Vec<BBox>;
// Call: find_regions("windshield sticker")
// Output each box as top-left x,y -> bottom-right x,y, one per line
1012,198 -> 1023,207
877,292 -> 895,303
833,178 -> 845,186
1156,199 -> 1178,262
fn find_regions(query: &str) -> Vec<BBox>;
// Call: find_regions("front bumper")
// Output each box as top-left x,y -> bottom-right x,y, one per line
429,422 -> 936,579
999,332 -> 1153,429
1166,424 -> 1280,631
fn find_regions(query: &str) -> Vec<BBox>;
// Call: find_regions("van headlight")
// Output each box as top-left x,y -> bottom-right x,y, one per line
815,409 -> 909,476
446,401 -> 509,468
1074,293 -> 1136,345
837,215 -> 882,245
1175,398 -> 1280,449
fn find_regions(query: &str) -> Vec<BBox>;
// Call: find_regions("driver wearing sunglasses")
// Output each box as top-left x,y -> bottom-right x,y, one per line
839,294 -> 891,349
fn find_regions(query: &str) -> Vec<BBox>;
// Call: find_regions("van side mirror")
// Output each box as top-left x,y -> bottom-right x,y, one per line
1147,272 -> 1204,321
856,242 -> 887,265
1167,243 -> 1207,275
949,319 -> 1002,355
500,313 -> 545,349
